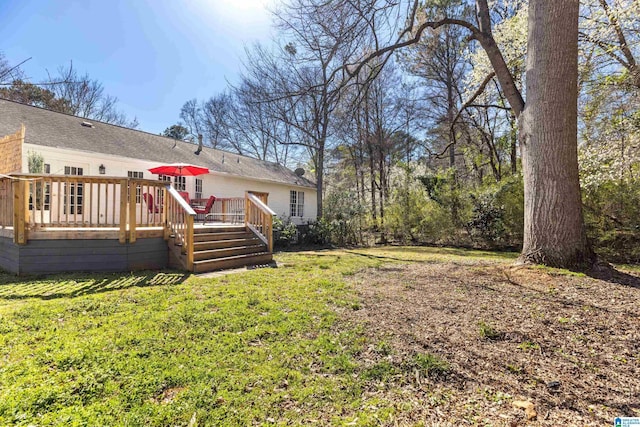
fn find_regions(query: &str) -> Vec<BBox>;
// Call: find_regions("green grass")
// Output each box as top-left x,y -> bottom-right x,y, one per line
0,247 -> 514,426
478,320 -> 501,340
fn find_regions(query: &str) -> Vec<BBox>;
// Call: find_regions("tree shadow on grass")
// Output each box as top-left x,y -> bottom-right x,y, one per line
342,247 -> 515,264
587,264 -> 640,289
0,270 -> 190,301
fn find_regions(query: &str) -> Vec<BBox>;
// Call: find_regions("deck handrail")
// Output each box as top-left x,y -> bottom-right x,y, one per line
6,174 -> 167,244
0,177 -> 15,229
2,174 -> 274,264
245,192 -> 274,253
193,197 -> 244,223
165,185 -> 196,270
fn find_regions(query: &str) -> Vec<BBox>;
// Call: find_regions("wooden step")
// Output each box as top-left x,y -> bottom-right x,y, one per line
193,231 -> 255,242
193,237 -> 261,251
194,225 -> 246,234
193,252 -> 273,273
193,244 -> 266,261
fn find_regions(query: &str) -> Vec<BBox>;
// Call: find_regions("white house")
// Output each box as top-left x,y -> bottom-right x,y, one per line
0,98 -> 317,225
0,98 -> 320,274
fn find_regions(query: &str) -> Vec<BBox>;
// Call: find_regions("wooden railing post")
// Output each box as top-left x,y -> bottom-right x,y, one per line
222,199 -> 228,223
186,214 -> 194,271
245,192 -> 275,254
119,179 -> 128,244
244,192 -> 250,226
12,179 -> 28,245
267,212 -> 273,253
162,186 -> 168,226
128,179 -> 137,244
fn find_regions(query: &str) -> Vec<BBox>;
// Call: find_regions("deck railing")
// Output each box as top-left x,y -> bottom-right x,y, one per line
0,177 -> 14,228
190,197 -> 245,223
6,174 -> 167,244
2,174 -> 274,261
9,174 -> 168,229
165,186 -> 196,270
245,192 -> 275,253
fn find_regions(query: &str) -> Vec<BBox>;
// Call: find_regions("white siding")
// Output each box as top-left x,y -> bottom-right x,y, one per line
23,144 -> 318,224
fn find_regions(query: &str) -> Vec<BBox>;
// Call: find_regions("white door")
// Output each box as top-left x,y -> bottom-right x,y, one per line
63,166 -> 84,223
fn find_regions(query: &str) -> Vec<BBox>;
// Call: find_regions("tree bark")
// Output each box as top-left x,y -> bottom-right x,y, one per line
315,145 -> 324,219
510,113 -> 518,175
518,0 -> 595,268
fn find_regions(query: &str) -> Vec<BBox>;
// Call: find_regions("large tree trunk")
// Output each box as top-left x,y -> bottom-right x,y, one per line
518,0 -> 594,268
316,140 -> 324,219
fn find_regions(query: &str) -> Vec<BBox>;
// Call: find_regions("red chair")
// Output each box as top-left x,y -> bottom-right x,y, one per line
143,193 -> 162,213
178,191 -> 190,205
193,195 -> 216,224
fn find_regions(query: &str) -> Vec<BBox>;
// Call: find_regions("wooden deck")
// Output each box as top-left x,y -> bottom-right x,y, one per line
0,174 -> 275,274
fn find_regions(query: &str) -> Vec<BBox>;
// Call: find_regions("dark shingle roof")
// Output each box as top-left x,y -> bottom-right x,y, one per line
0,98 -> 315,188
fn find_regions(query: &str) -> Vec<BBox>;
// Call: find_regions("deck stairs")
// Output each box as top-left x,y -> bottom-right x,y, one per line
168,224 -> 273,273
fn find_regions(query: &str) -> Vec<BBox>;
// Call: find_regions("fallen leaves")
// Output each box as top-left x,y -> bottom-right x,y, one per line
512,400 -> 537,421
342,261 -> 640,425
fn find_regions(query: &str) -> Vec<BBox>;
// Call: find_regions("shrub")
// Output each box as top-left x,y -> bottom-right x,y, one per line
300,218 -> 332,246
468,193 -> 506,245
321,190 -> 367,246
467,175 -> 524,249
384,185 -> 432,243
583,179 -> 640,263
273,216 -> 298,248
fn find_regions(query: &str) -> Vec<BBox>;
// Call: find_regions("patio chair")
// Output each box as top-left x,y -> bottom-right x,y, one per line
193,195 -> 216,224
143,193 -> 162,213
178,191 -> 190,205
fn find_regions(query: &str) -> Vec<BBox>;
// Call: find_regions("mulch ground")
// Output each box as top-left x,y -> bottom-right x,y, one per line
342,261 -> 640,426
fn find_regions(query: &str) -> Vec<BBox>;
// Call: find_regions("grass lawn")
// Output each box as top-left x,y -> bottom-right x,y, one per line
0,247 -> 638,426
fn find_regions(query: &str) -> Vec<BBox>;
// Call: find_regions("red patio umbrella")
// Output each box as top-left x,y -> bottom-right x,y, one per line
148,163 -> 210,177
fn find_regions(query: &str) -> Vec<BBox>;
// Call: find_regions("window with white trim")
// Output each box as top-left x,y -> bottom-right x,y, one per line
173,176 -> 186,191
64,166 -> 83,215
128,171 -> 144,203
30,164 -> 51,211
157,175 -> 171,202
290,190 -> 304,217
195,178 -> 203,199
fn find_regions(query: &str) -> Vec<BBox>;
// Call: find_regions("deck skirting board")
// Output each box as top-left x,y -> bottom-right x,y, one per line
0,236 -> 168,275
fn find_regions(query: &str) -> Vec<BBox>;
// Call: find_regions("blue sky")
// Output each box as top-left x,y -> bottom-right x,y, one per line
0,0 -> 276,133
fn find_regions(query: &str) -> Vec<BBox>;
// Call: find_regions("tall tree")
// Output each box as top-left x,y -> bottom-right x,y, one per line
0,59 -> 137,128
179,98 -> 203,139
49,65 -> 138,128
0,80 -> 70,111
326,0 -> 594,268
518,1 -> 593,266
0,52 -> 25,84
162,124 -> 190,140
242,0 -> 364,218
580,0 -> 640,88
401,2 -> 473,171
201,94 -> 233,150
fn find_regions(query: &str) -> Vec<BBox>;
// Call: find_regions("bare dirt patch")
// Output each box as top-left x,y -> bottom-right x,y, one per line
344,261 -> 640,425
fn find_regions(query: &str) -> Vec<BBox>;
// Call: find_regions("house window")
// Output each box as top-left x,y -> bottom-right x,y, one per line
128,171 -> 144,203
290,190 -> 304,217
29,182 -> 50,211
64,166 -> 83,215
157,175 -> 171,202
43,182 -> 50,211
173,176 -> 186,191
195,178 -> 203,199
29,163 -> 51,211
